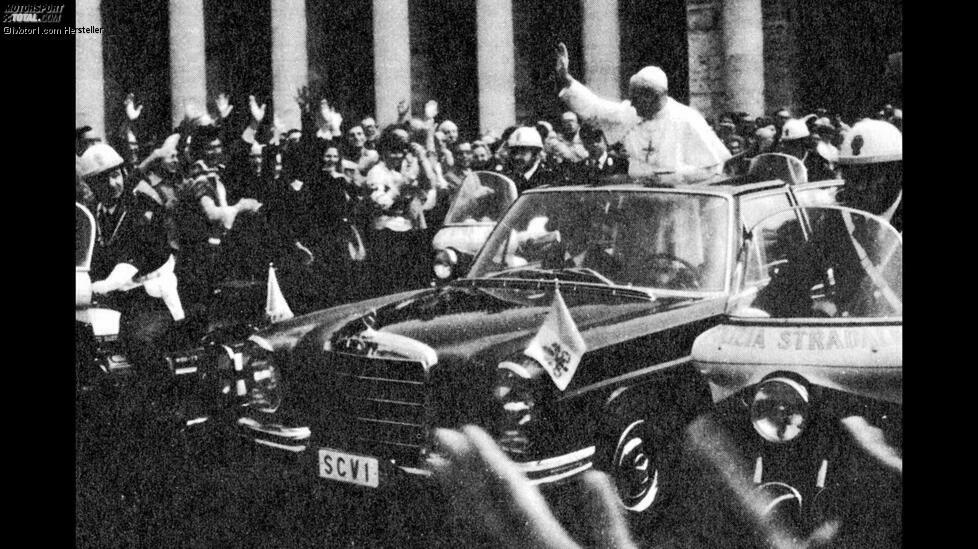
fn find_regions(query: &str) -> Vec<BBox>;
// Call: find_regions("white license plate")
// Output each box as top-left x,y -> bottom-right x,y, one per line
318,448 -> 379,488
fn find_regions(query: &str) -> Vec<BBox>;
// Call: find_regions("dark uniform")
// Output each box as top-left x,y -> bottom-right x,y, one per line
94,180 -> 181,380
562,153 -> 628,186
175,161 -> 227,308
500,163 -> 565,194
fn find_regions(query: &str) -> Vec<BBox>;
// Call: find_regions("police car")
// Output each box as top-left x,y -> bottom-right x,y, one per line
691,205 -> 901,544
217,176 -> 845,518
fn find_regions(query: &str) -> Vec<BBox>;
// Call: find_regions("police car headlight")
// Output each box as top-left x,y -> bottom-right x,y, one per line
242,335 -> 282,413
750,377 -> 810,443
493,359 -> 544,455
434,248 -> 459,280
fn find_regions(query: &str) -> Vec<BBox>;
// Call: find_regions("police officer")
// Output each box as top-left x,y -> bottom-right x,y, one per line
79,143 -> 186,381
499,127 -> 562,193
836,119 -> 902,232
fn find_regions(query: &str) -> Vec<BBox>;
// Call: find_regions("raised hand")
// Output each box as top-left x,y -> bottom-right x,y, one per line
318,99 -> 343,135
295,86 -> 312,113
183,100 -> 203,122
125,93 -> 143,121
249,95 -> 267,124
555,42 -> 572,87
424,100 -> 438,121
216,93 -> 234,119
396,98 -> 410,118
429,425 -> 637,549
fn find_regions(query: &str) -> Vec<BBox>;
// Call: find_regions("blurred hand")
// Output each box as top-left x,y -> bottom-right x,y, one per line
249,95 -> 267,124
424,100 -> 438,121
237,198 -> 262,213
125,93 -> 143,121
183,100 -> 203,122
216,93 -> 234,119
295,86 -> 312,113
318,99 -> 343,136
396,98 -> 410,118
408,142 -> 427,159
555,43 -> 572,87
429,425 -> 637,549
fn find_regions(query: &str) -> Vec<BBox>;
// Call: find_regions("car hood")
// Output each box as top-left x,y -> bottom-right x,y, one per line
266,283 -> 717,368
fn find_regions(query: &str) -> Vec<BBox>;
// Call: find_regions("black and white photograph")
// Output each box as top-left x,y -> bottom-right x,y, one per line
66,0 -> 901,546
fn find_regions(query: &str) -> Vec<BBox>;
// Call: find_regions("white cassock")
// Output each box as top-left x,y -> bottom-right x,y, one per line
559,79 -> 731,184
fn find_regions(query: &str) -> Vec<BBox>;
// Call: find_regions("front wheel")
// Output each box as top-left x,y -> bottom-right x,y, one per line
607,419 -> 664,513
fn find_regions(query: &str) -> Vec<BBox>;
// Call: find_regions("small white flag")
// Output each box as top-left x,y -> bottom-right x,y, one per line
524,286 -> 587,391
266,263 -> 294,323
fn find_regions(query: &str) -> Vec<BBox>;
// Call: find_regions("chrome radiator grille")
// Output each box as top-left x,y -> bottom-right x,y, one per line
329,353 -> 428,467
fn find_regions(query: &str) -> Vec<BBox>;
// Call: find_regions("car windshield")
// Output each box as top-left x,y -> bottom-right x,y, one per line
444,171 -> 518,225
733,206 -> 902,319
468,190 -> 731,292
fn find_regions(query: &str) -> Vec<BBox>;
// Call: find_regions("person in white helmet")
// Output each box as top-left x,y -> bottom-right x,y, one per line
777,117 -> 837,182
499,126 -> 562,193
79,142 -> 187,382
836,119 -> 902,232
554,43 -> 730,185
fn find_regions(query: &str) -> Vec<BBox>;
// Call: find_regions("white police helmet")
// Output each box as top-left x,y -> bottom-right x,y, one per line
507,127 -> 543,149
780,118 -> 811,141
838,119 -> 902,165
79,143 -> 125,179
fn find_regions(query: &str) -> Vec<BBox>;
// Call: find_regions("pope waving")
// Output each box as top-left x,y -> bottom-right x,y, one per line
554,43 -> 730,185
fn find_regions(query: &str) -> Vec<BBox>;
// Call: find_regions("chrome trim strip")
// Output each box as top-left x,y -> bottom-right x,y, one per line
560,356 -> 692,400
398,466 -> 433,477
237,417 -> 312,440
354,417 -> 423,428
334,372 -> 425,385
528,462 -> 594,485
254,438 -> 308,452
353,396 -> 424,407
518,446 -> 596,473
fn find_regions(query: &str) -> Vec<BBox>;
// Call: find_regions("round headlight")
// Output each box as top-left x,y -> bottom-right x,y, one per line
433,249 -> 458,280
750,377 -> 810,443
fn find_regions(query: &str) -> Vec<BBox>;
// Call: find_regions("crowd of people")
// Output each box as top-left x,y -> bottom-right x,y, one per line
76,40 -> 903,547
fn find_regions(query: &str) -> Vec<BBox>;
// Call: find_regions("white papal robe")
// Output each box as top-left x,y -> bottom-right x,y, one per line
559,79 -> 731,184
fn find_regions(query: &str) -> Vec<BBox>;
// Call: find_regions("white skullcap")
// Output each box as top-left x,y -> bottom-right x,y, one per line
629,66 -> 668,92
437,120 -> 458,133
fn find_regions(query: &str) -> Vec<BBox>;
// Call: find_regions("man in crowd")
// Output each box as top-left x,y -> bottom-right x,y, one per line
79,142 -> 186,383
499,126 -> 562,193
547,110 -> 589,165
778,117 -> 837,182
564,124 -> 626,185
554,42 -> 730,184
836,119 -> 902,232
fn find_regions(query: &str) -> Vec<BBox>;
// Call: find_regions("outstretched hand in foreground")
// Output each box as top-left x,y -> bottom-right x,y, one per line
429,425 -> 637,549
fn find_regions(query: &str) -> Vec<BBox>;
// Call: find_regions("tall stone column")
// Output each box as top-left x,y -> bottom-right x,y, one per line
271,1 -> 308,131
76,0 -> 105,137
721,0 -> 764,116
581,0 -> 620,100
168,0 -> 208,127
476,0 -> 515,135
373,0 -> 411,127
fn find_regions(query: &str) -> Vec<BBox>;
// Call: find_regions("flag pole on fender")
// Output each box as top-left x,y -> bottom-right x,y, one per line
523,283 -> 587,391
266,263 -> 294,323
